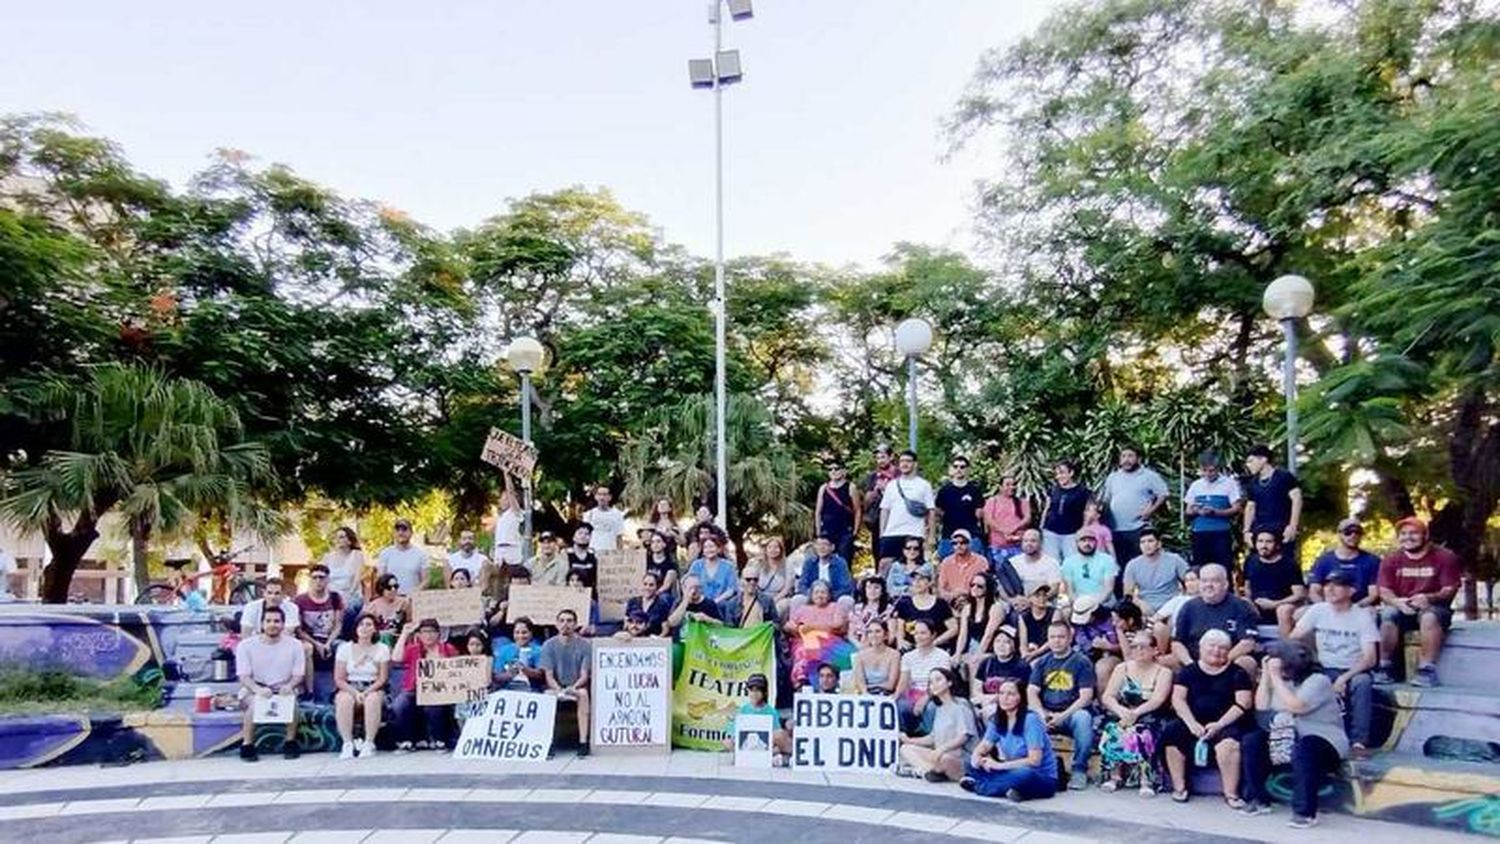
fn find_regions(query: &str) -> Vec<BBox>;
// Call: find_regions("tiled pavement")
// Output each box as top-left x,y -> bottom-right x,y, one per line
0,751 -> 1480,844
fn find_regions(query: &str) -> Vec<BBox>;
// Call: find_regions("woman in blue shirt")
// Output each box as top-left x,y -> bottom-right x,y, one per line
686,536 -> 740,606
961,677 -> 1059,801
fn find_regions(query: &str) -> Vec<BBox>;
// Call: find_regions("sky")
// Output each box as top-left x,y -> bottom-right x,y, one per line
1,1 -> 1064,269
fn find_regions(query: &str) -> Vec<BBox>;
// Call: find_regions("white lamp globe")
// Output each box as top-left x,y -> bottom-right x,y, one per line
894,318 -> 934,357
505,336 -> 547,374
1263,275 -> 1315,320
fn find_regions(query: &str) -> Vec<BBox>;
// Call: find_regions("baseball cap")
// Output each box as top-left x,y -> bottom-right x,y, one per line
1323,570 -> 1357,587
1337,517 -> 1363,533
746,673 -> 769,692
951,528 -> 973,541
1069,594 -> 1101,626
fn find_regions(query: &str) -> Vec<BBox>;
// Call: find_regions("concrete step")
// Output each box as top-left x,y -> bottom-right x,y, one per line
1379,683 -> 1500,761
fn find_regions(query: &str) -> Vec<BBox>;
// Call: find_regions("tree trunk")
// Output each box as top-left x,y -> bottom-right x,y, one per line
1440,386 -> 1500,619
40,513 -> 101,604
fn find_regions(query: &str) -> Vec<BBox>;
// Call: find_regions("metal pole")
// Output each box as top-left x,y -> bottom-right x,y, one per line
1281,318 -> 1298,470
906,355 -> 918,453
521,370 -> 535,562
712,1 -> 728,529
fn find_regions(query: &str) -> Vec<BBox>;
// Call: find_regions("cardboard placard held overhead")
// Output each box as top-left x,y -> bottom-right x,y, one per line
505,584 -> 592,625
416,656 -> 492,706
479,427 -> 538,478
590,638 -> 672,755
595,550 -> 644,623
411,587 -> 485,628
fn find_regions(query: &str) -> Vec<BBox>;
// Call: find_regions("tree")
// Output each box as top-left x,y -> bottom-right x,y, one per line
1,364 -> 285,599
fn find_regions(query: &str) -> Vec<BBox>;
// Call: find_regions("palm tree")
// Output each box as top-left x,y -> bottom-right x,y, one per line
1,363 -> 285,601
619,394 -> 807,563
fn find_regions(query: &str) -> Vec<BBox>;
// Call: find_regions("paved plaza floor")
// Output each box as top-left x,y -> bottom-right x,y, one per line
0,750 -> 1483,843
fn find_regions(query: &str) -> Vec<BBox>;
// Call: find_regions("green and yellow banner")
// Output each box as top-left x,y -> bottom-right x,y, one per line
671,620 -> 776,750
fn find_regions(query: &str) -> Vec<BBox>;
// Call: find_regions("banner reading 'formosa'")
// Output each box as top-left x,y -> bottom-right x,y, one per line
671,620 -> 776,751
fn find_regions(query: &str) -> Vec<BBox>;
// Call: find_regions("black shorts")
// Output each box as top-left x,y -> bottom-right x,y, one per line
1162,718 -> 1248,757
878,536 -> 915,561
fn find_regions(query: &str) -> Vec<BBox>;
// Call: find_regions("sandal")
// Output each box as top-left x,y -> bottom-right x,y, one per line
1171,790 -> 1190,803
1100,780 -> 1120,793
1224,796 -> 1247,810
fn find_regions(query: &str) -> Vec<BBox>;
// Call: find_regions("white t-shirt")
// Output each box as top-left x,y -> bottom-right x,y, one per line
1010,554 -> 1062,596
335,641 -> 391,685
378,545 -> 430,593
1295,602 -> 1379,671
880,475 -> 935,539
240,598 -> 301,636
901,646 -> 952,692
322,548 -> 366,598
447,549 -> 491,579
584,506 -> 626,551
1154,594 -> 1192,627
494,509 -> 523,564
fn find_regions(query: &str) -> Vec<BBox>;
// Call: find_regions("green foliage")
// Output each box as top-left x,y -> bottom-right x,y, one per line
0,669 -> 161,715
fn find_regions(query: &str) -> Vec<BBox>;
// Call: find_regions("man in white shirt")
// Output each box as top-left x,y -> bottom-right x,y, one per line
376,519 -> 431,594
878,450 -> 936,573
583,485 -> 625,552
1290,570 -> 1378,759
445,530 -> 491,582
240,577 -> 302,637
1005,529 -> 1061,608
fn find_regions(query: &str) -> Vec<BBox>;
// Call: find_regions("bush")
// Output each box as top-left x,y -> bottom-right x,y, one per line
0,669 -> 161,715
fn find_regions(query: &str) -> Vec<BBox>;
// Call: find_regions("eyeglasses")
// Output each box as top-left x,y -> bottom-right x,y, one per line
1341,528 -> 1362,537
969,582 -> 986,590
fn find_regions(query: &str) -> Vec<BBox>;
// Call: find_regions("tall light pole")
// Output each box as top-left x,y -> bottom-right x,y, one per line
689,0 -> 751,528
505,336 -> 546,561
1262,275 -> 1316,469
894,318 -> 934,453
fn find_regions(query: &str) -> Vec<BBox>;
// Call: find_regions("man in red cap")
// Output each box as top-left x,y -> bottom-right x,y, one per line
1375,517 -> 1461,686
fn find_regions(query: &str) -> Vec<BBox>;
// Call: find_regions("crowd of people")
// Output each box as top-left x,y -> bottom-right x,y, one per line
228,443 -> 1464,830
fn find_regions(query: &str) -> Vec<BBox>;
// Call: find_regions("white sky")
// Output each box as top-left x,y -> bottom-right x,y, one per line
1,0 -> 1063,268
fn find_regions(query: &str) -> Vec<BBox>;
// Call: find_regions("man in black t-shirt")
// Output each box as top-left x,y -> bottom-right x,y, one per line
934,455 -> 984,559
1171,564 -> 1259,675
1242,444 -> 1302,547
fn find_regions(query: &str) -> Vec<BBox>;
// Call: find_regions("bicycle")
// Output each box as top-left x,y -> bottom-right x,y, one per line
135,545 -> 261,606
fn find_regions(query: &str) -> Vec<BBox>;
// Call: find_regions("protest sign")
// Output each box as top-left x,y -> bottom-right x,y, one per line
790,693 -> 899,774
416,655 -> 492,706
590,638 -> 672,754
252,693 -> 296,724
411,587 -> 484,627
595,550 -> 643,622
505,584 -> 592,625
453,690 -> 557,762
734,713 -> 774,768
671,620 -> 776,751
479,427 -> 538,478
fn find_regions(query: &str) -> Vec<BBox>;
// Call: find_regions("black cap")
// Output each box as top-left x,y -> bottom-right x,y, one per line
394,518 -> 413,530
746,673 -> 769,691
625,609 -> 649,624
1323,570 -> 1357,587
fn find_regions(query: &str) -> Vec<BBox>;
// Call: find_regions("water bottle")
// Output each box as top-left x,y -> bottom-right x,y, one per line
1194,738 -> 1209,767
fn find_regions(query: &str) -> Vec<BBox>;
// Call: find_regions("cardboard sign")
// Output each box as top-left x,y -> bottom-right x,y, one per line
790,693 -> 899,774
416,655 -> 492,706
505,584 -> 592,625
480,427 -> 538,478
453,690 -> 557,762
252,693 -> 296,724
734,713 -> 775,768
595,550 -> 644,623
411,587 -> 485,627
590,638 -> 672,754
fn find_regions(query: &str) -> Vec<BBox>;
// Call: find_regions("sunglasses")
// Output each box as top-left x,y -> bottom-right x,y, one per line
904,544 -> 922,551
969,582 -> 986,589
1341,528 -> 1363,536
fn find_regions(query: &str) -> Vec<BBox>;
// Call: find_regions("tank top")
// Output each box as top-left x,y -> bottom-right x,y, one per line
861,654 -> 893,689
819,482 -> 856,535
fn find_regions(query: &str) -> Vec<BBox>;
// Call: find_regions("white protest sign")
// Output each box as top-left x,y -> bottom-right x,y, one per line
734,713 -> 775,768
590,638 -> 672,754
790,693 -> 899,774
453,690 -> 557,762
252,693 -> 296,724
479,427 -> 538,478
595,550 -> 643,623
411,587 -> 484,628
416,656 -> 492,706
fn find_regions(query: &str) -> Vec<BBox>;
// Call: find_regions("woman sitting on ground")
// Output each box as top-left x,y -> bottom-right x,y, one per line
1163,629 -> 1253,806
970,625 -> 1030,715
955,572 -> 1009,666
334,612 -> 391,759
896,666 -> 976,782
785,580 -> 853,689
1097,630 -> 1173,795
1240,640 -> 1350,827
960,677 -> 1059,802
851,622 -> 901,696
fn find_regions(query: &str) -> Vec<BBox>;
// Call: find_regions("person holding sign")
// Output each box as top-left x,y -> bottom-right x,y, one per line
493,617 -> 544,690
334,613 -> 391,759
540,608 -> 593,757
391,618 -> 457,749
723,673 -> 789,766
234,605 -> 305,762
960,677 -> 1059,802
625,571 -> 674,636
895,666 -> 976,782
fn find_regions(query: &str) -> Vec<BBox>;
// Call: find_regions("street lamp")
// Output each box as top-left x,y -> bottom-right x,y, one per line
688,0 -> 753,528
1263,274 -> 1316,469
504,336 -> 546,561
894,318 -> 934,453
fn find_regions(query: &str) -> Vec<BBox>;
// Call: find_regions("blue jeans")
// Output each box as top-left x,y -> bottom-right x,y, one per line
1323,667 -> 1372,746
963,760 -> 1057,800
1048,708 -> 1095,776
898,696 -> 937,735
1042,531 -> 1076,564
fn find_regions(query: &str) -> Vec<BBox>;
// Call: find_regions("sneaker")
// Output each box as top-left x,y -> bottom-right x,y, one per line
1100,780 -> 1120,793
1371,665 -> 1395,685
1288,815 -> 1319,829
414,740 -> 431,750
239,744 -> 259,763
1412,665 -> 1439,688
772,753 -> 789,768
1240,800 -> 1273,816
959,776 -> 977,793
430,741 -> 447,752
577,744 -> 591,758
1350,743 -> 1371,762
395,741 -> 413,753
339,743 -> 356,760
1067,776 -> 1088,791
282,741 -> 301,760
1005,788 -> 1024,802
1139,783 -> 1155,798
356,740 -> 374,758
